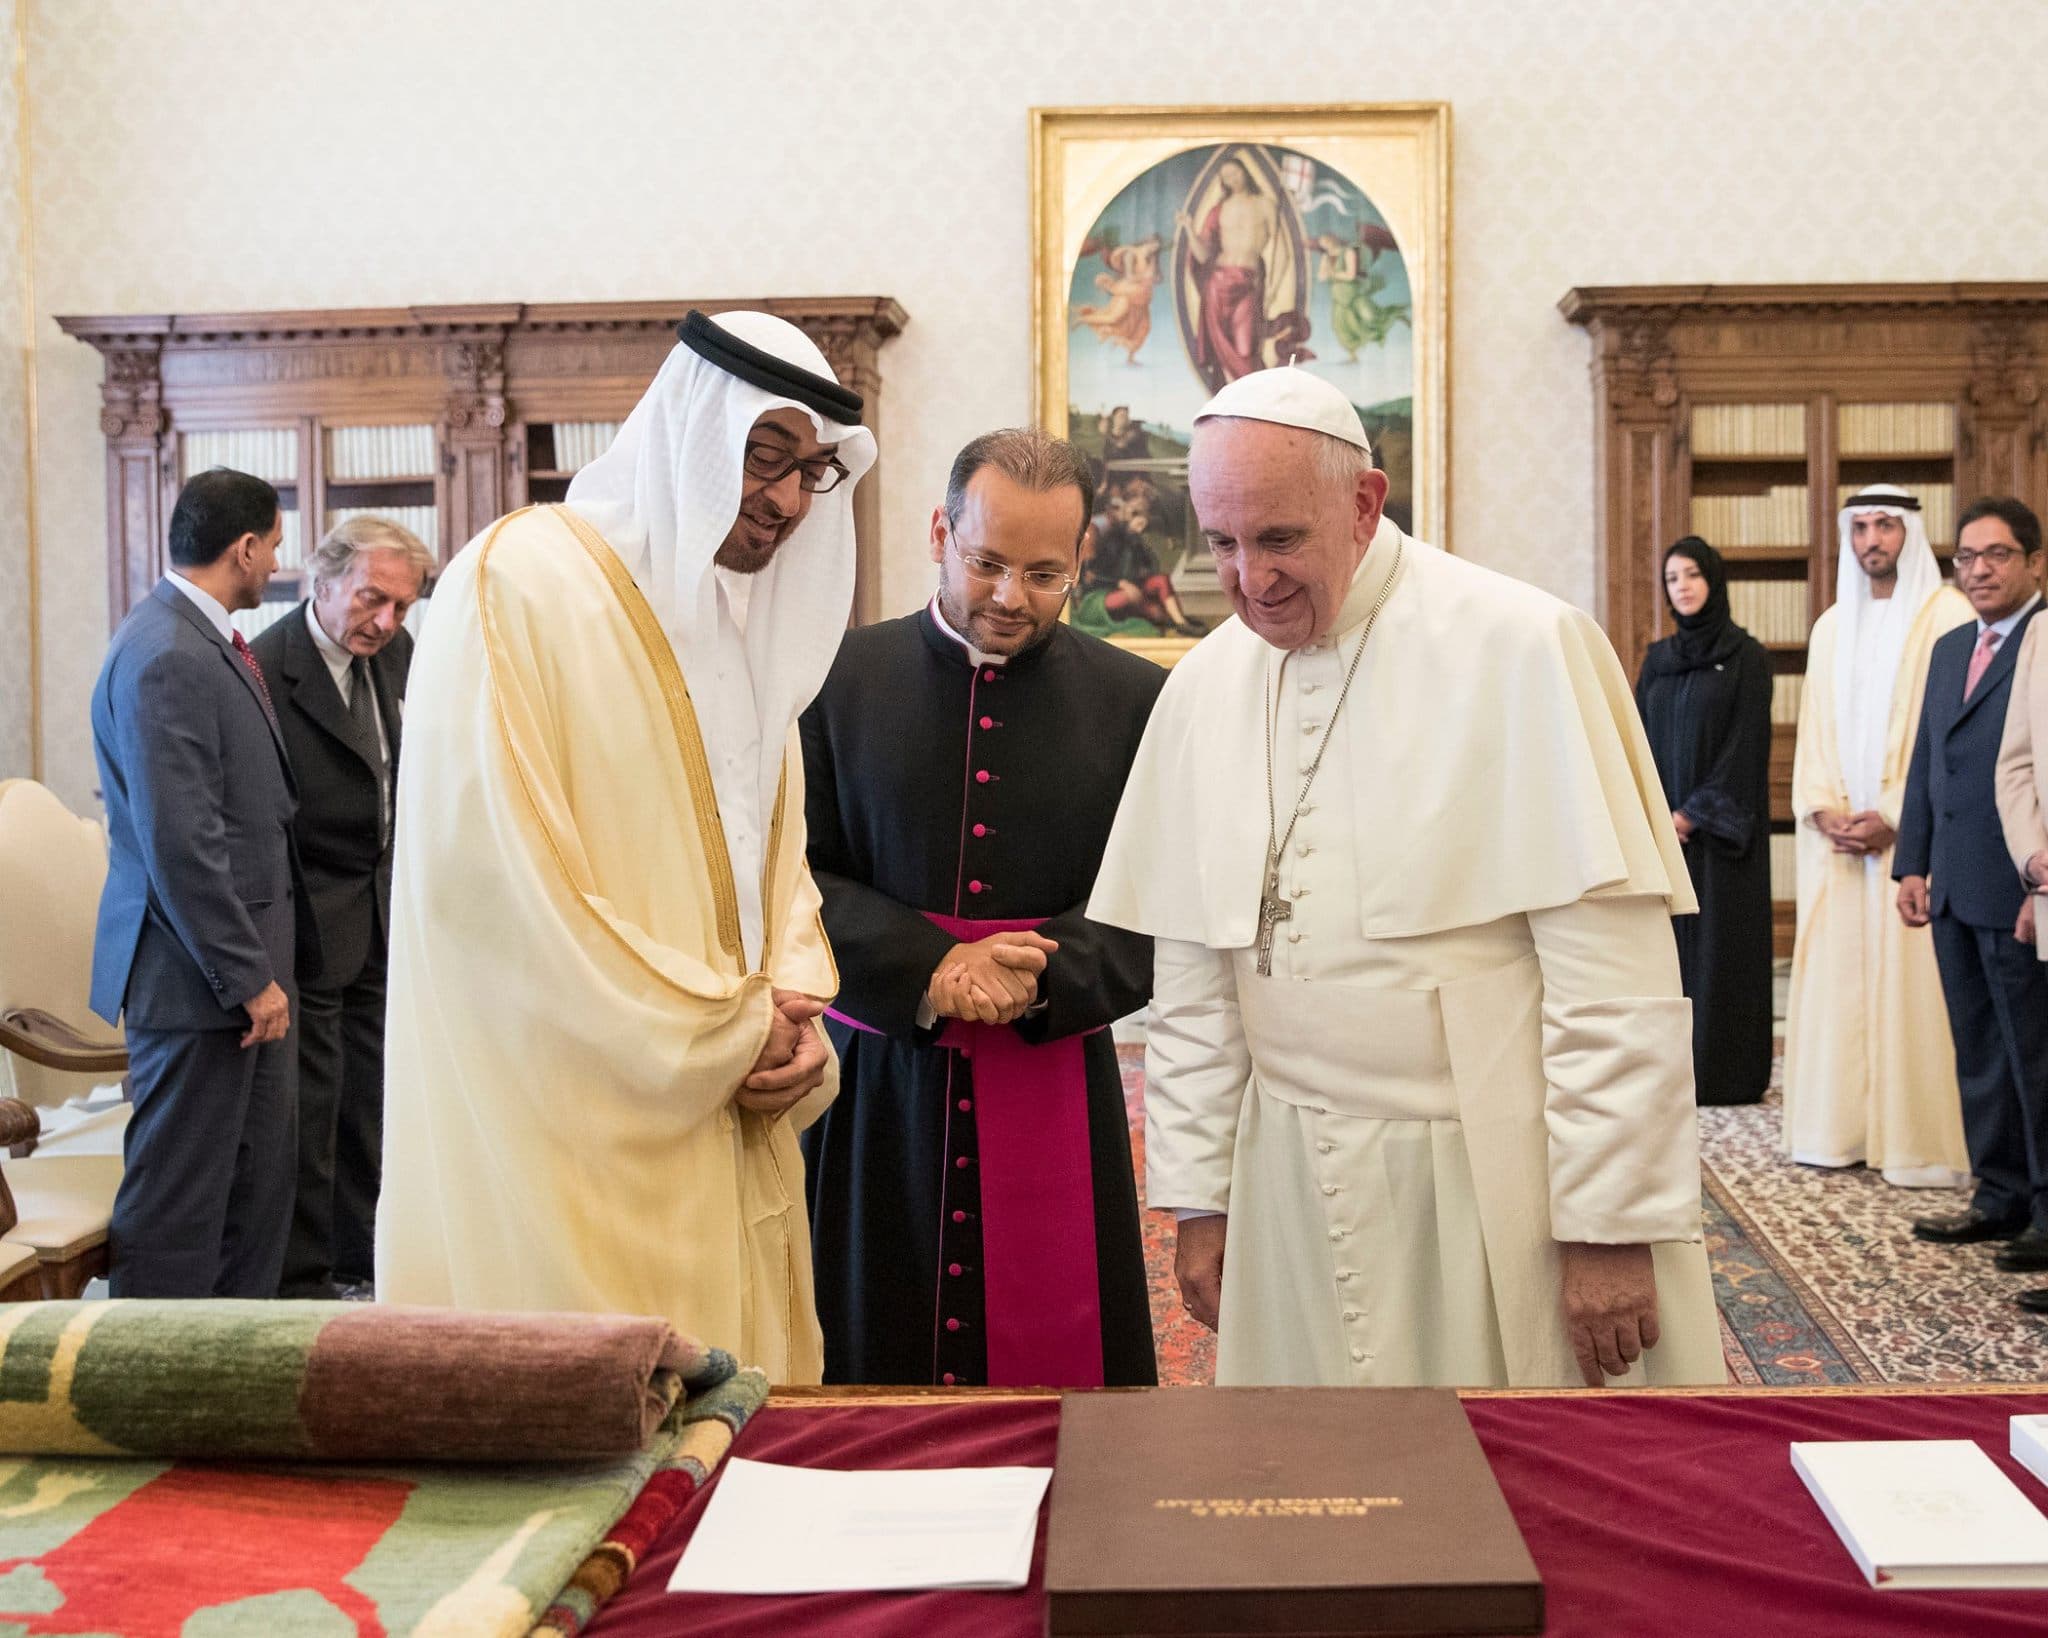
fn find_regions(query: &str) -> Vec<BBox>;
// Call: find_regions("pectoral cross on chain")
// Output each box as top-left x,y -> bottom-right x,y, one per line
1256,865 -> 1293,976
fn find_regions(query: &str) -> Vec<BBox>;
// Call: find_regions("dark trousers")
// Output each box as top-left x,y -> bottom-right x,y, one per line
110,1023 -> 296,1297
280,947 -> 386,1294
1930,911 -> 2048,1229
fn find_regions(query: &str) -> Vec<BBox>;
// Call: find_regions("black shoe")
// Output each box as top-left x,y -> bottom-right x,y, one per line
1912,1208 -> 2028,1245
1995,1228 -> 2048,1273
2017,1288 -> 2048,1315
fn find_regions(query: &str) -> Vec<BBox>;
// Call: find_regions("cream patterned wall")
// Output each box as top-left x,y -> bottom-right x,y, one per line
18,0 -> 2048,809
0,0 -> 29,780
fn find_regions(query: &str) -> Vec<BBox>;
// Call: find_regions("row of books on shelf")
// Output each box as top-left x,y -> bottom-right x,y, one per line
1691,404 -> 1806,458
275,509 -> 305,571
1771,672 -> 1803,726
1770,833 -> 1797,902
1688,401 -> 1955,460
1690,486 -> 1808,546
327,424 -> 436,481
1839,401 -> 1954,456
551,421 -> 621,472
227,601 -> 296,641
183,428 -> 297,484
1727,579 -> 1811,645
324,505 -> 439,552
1839,480 -> 1955,546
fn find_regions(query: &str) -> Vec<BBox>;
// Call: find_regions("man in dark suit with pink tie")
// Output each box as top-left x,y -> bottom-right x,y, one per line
1895,496 -> 2048,1288
89,467 -> 319,1297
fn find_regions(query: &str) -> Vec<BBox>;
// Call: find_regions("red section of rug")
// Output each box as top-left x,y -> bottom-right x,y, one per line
590,1392 -> 2048,1638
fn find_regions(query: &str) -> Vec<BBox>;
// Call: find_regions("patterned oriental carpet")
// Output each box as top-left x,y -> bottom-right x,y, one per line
1118,1044 -> 2048,1388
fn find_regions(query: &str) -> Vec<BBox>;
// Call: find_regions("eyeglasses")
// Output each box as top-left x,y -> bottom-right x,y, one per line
946,532 -> 1076,596
743,441 -> 850,494
1953,545 -> 2027,570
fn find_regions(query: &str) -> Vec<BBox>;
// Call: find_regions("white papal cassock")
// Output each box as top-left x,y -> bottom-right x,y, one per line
1090,526 -> 1725,1387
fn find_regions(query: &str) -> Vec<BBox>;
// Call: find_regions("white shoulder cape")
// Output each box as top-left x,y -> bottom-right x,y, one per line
1089,528 -> 1695,947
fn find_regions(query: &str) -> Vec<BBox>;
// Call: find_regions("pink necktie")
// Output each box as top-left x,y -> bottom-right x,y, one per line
231,630 -> 277,722
1965,627 -> 2001,700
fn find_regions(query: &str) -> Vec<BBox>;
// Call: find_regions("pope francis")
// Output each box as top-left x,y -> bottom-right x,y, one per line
1090,367 -> 1723,1388
376,311 -> 876,1382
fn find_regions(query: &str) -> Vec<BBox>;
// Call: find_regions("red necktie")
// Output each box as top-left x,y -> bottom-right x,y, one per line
231,630 -> 277,722
1964,628 -> 2001,700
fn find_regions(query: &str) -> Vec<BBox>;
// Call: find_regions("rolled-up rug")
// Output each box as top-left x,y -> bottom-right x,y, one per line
0,1300 -> 731,1463
0,1301 -> 768,1637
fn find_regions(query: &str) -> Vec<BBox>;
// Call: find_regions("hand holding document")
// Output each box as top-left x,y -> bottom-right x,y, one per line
668,1458 -> 1053,1595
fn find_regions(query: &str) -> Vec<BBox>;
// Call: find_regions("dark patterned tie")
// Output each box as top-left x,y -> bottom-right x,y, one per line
348,657 -> 390,846
230,630 -> 277,724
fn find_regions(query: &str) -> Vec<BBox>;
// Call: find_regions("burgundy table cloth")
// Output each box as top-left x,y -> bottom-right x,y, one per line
588,1389 -> 2048,1637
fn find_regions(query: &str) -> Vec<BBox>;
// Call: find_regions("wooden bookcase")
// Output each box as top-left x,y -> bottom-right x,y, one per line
58,297 -> 909,635
1562,283 -> 2048,954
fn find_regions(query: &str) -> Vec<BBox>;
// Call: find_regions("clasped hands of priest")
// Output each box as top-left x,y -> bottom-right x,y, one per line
734,990 -> 832,1116
925,931 -> 1061,1026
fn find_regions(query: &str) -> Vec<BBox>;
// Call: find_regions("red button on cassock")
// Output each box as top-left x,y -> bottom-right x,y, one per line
972,823 -> 987,837
983,668 -> 997,681
949,1263 -> 962,1276
955,1156 -> 970,1169
942,1372 -> 957,1384
976,770 -> 990,784
980,716 -> 994,730
952,1209 -> 967,1223
968,881 -> 983,894
958,1098 -> 971,1112
946,1318 -> 961,1332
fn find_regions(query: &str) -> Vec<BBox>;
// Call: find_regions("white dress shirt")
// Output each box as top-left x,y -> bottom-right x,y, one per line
165,571 -> 235,643
1979,592 -> 2042,648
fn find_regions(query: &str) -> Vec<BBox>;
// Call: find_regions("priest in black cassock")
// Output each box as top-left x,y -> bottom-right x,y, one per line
800,428 -> 1165,1387
1636,536 -> 1775,1105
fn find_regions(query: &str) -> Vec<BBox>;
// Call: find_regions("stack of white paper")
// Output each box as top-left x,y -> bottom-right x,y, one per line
1792,1439 -> 2048,1589
668,1458 -> 1053,1595
2010,1416 -> 2048,1488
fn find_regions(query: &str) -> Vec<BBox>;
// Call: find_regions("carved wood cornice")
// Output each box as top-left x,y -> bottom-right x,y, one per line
1562,282 -> 2048,326
58,298 -> 909,353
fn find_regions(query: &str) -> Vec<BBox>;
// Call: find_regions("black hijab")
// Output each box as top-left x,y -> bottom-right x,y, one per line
1643,536 -> 1746,677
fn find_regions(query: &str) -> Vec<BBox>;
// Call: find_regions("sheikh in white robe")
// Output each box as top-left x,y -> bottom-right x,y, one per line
1090,527 -> 1724,1388
1782,588 -> 1973,1184
376,505 -> 840,1382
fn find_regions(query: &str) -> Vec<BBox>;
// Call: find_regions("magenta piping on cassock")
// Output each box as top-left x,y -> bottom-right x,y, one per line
826,910 -> 1105,1388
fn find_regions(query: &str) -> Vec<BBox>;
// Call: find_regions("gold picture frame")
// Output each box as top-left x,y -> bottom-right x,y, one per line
1033,102 -> 1451,665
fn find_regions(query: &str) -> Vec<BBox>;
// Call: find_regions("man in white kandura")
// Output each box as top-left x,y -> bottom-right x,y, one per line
377,311 -> 875,1382
1782,485 -> 1971,1187
1089,367 -> 1723,1388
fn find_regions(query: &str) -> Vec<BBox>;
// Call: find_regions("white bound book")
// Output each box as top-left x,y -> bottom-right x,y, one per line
1792,1439 -> 2048,1588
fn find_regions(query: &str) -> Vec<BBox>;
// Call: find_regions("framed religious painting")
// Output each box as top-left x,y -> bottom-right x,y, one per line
1032,102 -> 1450,664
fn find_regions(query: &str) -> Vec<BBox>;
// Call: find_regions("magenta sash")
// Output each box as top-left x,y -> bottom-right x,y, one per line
827,911 -> 1104,1388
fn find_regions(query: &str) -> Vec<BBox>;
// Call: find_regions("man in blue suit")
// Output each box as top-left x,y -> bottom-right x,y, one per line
89,467 -> 318,1297
1896,496 -> 2047,1277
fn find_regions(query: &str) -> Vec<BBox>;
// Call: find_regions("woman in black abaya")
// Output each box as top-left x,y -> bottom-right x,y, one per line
1636,536 -> 1776,1106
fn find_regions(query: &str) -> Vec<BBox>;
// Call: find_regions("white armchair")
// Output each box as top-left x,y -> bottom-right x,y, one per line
0,780 -> 128,1297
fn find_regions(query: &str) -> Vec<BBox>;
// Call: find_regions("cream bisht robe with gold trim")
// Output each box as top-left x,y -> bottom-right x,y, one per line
1090,527 -> 1724,1388
1781,588 -> 1973,1185
377,505 -> 839,1382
